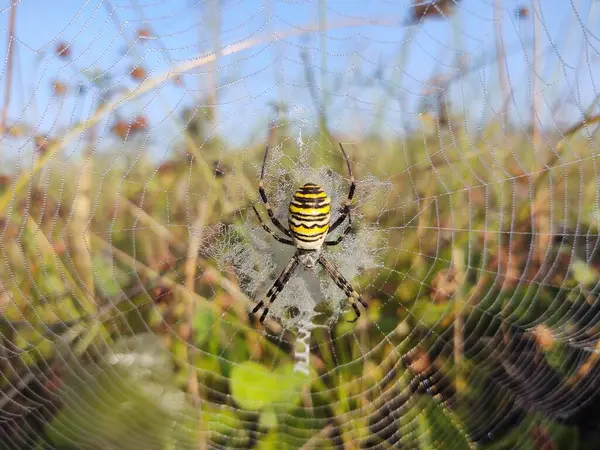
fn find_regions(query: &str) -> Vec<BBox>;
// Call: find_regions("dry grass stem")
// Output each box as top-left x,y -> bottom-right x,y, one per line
494,0 -> 510,127
0,1 -> 17,148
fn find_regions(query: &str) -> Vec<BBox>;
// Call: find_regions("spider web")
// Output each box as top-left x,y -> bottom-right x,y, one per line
203,132 -> 390,330
0,1 -> 599,449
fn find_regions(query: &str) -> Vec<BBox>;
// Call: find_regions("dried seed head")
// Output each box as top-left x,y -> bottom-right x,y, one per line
52,80 -> 68,96
532,324 -> 554,350
409,0 -> 460,23
516,6 -> 529,19
137,27 -> 151,39
173,74 -> 184,86
113,120 -> 129,140
131,115 -> 148,131
130,66 -> 146,81
56,42 -> 71,58
35,134 -> 52,154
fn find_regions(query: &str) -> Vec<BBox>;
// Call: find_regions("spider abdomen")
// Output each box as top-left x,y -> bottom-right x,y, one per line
288,183 -> 331,250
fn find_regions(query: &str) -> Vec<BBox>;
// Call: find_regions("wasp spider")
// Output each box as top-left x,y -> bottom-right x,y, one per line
251,144 -> 368,323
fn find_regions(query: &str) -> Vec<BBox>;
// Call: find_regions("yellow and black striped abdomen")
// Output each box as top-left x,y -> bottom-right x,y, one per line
288,183 -> 331,250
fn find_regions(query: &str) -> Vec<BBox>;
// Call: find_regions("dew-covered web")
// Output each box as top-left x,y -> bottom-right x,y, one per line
1,0 -> 600,449
204,133 -> 390,331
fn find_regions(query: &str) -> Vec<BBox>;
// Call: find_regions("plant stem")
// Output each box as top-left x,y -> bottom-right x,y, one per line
0,1 -> 17,146
532,0 -> 542,152
531,0 -> 549,263
318,0 -> 328,139
494,0 -> 510,128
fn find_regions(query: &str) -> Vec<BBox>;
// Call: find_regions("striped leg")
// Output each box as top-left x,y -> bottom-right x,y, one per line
328,143 -> 356,234
325,223 -> 352,246
252,205 -> 294,245
259,146 -> 292,237
253,254 -> 300,323
318,254 -> 368,322
326,204 -> 352,246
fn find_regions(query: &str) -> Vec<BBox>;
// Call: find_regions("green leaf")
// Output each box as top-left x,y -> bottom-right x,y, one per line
202,406 -> 242,438
418,412 -> 434,450
412,297 -> 452,328
230,362 -> 306,411
93,255 -> 128,297
572,260 -> 598,286
256,431 -> 293,450
259,409 -> 278,429
416,397 -> 471,450
193,310 -> 216,346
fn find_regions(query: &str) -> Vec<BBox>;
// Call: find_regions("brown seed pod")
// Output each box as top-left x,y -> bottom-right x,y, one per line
157,161 -> 177,174
409,0 -> 460,23
212,160 -> 227,177
131,115 -> 148,131
150,285 -> 171,305
52,239 -> 67,256
130,66 -> 146,81
532,324 -> 554,350
530,426 -> 556,450
56,42 -> 71,59
173,74 -> 184,86
406,348 -> 431,375
113,119 -> 129,140
35,134 -> 51,154
430,268 -> 459,303
137,27 -> 151,39
52,80 -> 68,96
516,6 -> 529,19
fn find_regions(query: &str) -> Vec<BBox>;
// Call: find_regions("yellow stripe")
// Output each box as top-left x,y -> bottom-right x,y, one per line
290,223 -> 329,236
289,204 -> 330,215
294,192 -> 327,199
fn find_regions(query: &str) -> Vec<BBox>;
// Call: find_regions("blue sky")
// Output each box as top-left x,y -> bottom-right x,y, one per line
0,0 -> 598,162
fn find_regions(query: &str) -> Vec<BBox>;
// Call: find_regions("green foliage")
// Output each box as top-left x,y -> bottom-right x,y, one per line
412,296 -> 454,328
47,364 -> 198,450
230,362 -> 306,411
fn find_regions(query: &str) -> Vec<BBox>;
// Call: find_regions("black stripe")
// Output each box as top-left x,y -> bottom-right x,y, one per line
293,233 -> 327,242
299,186 -> 325,194
290,214 -> 329,223
267,280 -> 285,296
290,218 -> 329,228
349,183 -> 355,199
291,197 -> 330,207
289,220 -> 328,229
259,187 -> 268,203
290,212 -> 329,220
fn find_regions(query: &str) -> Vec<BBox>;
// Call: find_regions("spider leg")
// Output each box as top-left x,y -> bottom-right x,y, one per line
252,254 -> 300,323
252,205 -> 294,245
328,143 -> 356,234
326,197 -> 353,246
259,146 -> 292,237
317,254 -> 368,322
325,222 -> 352,246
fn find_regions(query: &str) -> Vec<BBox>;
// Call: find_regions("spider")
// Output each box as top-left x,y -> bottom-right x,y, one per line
251,144 -> 368,324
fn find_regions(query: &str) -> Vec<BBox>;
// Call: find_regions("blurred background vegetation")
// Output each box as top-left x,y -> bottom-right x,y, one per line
1,0 -> 600,449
